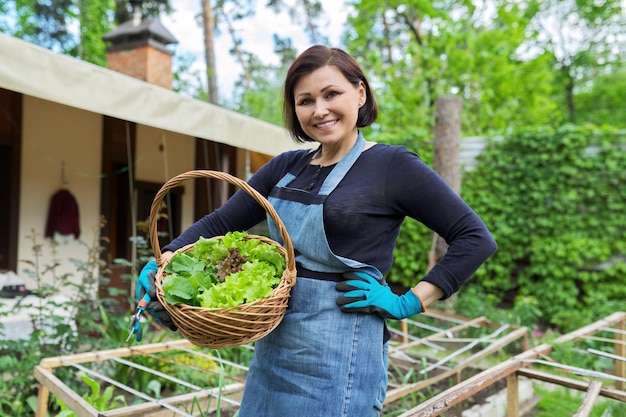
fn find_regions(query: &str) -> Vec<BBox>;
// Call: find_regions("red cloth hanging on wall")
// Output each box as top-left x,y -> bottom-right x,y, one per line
45,189 -> 81,239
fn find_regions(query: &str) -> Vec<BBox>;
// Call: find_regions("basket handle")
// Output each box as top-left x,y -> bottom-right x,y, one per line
148,170 -> 295,270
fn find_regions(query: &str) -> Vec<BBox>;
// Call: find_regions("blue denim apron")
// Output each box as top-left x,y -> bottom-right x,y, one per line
238,134 -> 389,417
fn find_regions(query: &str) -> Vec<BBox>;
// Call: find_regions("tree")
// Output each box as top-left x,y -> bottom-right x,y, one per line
345,0 -> 558,138
114,0 -> 170,25
228,34 -> 298,125
173,51 -> 209,100
7,0 -> 76,53
429,96 -> 462,268
76,0 -> 113,66
267,0 -> 328,44
574,66 -> 626,128
1,0 -> 172,66
522,0 -> 626,122
201,0 -> 218,104
214,0 -> 256,91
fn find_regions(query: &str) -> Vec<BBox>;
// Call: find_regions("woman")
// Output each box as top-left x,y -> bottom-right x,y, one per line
136,45 -> 496,416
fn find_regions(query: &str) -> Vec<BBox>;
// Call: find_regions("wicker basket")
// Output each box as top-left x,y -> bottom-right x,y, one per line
148,170 -> 296,349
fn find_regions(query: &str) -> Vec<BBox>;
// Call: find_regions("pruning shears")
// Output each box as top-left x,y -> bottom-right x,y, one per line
126,293 -> 151,343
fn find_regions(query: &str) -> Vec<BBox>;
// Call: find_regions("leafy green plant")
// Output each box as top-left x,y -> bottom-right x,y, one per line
0,222 -> 146,416
163,232 -> 285,308
0,225 -> 111,416
55,372 -> 127,416
384,358 -> 430,417
534,385 -> 626,417
405,124 -> 626,332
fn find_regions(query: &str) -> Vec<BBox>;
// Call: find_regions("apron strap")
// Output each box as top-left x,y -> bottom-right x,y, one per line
319,133 -> 366,195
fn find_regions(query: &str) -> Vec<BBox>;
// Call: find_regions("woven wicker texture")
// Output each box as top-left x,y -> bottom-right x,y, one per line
149,170 -> 296,348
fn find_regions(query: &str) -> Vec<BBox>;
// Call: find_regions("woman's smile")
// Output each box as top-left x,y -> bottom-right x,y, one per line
315,119 -> 338,129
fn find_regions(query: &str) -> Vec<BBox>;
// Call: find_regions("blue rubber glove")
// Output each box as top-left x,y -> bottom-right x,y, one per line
336,272 -> 424,320
136,260 -> 177,333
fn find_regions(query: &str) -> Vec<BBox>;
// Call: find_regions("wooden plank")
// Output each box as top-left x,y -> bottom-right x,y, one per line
400,320 -> 409,345
616,319 -> 625,391
395,342 -> 555,416
36,360 -> 243,417
553,312 -> 626,345
453,372 -> 462,417
34,366 -> 98,417
573,381 -> 602,417
385,327 -> 528,404
101,383 -> 244,417
424,309 -> 495,328
396,358 -> 523,416
35,384 -> 50,417
506,373 -> 519,417
516,368 -> 626,402
38,339 -> 193,369
580,335 -> 626,346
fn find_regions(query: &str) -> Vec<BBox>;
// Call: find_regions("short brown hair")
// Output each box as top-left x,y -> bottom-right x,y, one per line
283,45 -> 378,143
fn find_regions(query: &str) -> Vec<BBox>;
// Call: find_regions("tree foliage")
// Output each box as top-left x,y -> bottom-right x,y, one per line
342,0 -> 625,139
0,0 -> 171,66
391,125 -> 626,332
522,0 -> 626,122
458,125 -> 626,331
7,0 -> 77,52
574,66 -> 626,128
75,0 -> 113,66
343,0 -> 563,139
267,0 -> 328,44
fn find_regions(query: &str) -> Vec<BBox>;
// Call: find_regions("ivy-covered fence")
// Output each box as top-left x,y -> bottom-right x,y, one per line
390,124 -> 626,332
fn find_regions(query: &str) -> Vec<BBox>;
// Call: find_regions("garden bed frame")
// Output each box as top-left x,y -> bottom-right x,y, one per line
34,311 -> 625,417
398,311 -> 626,417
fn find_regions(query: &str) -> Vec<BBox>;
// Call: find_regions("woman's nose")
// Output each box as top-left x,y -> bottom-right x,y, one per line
313,100 -> 329,118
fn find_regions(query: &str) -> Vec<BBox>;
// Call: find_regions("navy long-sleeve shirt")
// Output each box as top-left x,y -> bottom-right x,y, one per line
164,143 -> 496,299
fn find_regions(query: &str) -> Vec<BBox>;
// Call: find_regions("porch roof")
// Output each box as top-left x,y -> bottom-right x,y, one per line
0,33 -> 300,156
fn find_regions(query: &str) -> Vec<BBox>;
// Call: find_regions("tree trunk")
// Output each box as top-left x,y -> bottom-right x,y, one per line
200,0 -> 228,206
429,96 -> 462,270
201,0 -> 218,104
563,66 -> 575,122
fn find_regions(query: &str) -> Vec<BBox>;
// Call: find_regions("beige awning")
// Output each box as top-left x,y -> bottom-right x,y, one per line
0,33 -> 305,156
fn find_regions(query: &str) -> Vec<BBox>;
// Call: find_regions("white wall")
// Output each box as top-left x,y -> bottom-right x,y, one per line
135,124 -> 196,234
19,96 -> 103,292
17,98 -> 201,293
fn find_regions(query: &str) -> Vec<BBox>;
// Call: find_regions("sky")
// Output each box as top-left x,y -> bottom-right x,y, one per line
160,0 -> 352,100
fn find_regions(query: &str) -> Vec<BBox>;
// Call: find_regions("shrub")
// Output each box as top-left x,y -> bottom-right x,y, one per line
461,124 -> 626,331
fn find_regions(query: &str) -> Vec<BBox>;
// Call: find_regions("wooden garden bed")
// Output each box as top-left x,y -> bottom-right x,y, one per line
34,311 -> 625,416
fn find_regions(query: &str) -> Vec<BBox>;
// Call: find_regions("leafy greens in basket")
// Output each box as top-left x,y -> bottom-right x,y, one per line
162,231 -> 285,308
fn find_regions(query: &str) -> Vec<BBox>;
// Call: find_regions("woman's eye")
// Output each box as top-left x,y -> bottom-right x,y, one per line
298,98 -> 313,105
326,91 -> 339,99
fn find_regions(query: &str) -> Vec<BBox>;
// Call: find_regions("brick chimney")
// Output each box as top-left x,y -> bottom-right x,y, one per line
103,1 -> 177,89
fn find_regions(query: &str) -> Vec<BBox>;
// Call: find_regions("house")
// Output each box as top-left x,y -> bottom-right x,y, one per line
0,17 -> 307,297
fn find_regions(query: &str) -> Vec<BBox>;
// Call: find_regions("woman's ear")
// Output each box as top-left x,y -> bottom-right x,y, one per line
358,81 -> 366,107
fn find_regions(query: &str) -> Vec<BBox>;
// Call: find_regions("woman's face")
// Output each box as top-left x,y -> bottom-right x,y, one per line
293,65 -> 365,146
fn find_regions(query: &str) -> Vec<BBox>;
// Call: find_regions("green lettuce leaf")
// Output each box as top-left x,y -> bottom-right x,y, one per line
161,231 -> 285,309
162,274 -> 197,305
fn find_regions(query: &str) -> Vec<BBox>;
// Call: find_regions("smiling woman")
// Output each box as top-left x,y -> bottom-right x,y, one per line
133,44 -> 496,416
